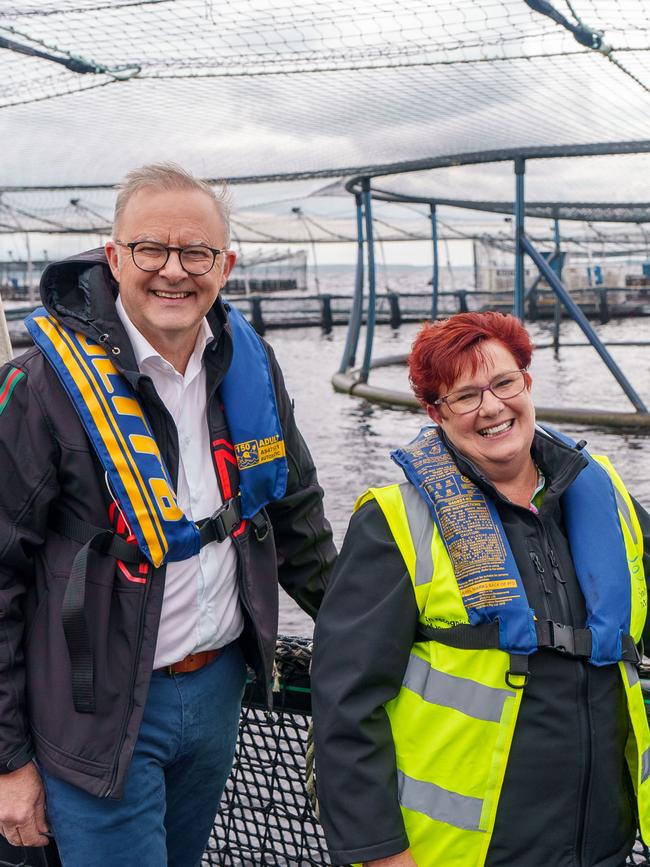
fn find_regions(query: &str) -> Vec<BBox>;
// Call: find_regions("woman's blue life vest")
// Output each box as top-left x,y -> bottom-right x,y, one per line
25,304 -> 288,568
390,424 -> 646,666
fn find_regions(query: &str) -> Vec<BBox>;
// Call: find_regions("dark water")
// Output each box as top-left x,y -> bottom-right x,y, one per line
271,317 -> 650,634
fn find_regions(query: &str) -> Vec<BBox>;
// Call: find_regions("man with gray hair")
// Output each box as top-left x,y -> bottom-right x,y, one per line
0,163 -> 335,866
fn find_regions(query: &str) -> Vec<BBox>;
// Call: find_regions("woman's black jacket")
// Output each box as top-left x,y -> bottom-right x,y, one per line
312,428 -> 650,867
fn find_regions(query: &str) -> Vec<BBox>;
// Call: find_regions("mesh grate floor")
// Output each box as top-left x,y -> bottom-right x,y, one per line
206,637 -> 330,866
206,704 -> 329,865
205,637 -> 650,867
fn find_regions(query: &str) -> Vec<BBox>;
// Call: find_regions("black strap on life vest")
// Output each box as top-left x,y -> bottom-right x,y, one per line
51,496 -> 251,714
416,620 -> 641,664
51,509 -> 142,713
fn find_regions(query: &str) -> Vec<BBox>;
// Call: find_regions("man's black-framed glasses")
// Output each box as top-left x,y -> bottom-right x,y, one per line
115,240 -> 226,276
434,369 -> 527,415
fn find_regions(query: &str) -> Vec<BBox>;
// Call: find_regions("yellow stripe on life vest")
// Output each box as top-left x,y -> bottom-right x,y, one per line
37,316 -> 168,566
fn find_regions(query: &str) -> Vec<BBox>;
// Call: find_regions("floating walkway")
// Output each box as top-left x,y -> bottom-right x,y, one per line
6,286 -> 648,345
332,356 -> 650,431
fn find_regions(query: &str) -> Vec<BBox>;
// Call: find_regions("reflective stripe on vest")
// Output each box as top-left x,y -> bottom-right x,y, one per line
357,452 -> 649,865
397,770 -> 483,832
403,653 -> 515,724
402,482 -> 434,587
620,656 -> 650,838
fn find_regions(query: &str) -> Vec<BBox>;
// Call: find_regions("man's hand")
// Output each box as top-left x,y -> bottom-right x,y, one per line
0,762 -> 50,848
364,850 -> 418,867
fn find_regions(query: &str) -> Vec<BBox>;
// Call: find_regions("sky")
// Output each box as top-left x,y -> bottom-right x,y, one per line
1,0 -> 650,271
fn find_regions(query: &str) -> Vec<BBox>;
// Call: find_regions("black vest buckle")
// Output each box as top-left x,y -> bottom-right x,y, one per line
198,498 -> 242,546
548,621 -> 576,656
251,510 -> 270,542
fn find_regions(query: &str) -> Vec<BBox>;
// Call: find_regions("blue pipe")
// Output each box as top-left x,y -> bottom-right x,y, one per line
521,234 -> 648,413
514,158 -> 526,320
359,178 -> 377,384
339,193 -> 365,373
552,217 -> 562,351
553,217 -> 563,279
525,250 -> 558,299
430,204 -> 439,320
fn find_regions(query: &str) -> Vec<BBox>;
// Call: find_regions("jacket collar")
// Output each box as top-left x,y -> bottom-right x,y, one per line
439,425 -> 588,509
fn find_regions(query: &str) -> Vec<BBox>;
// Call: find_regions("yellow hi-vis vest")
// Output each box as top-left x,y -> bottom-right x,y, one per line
356,456 -> 649,867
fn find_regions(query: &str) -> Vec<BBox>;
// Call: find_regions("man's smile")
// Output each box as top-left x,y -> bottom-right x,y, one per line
151,289 -> 192,299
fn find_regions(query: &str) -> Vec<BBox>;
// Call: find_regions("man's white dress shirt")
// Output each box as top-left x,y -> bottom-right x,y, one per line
116,297 -> 243,668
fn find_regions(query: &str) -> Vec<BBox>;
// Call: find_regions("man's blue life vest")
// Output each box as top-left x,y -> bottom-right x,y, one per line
391,425 -> 639,666
26,304 -> 288,568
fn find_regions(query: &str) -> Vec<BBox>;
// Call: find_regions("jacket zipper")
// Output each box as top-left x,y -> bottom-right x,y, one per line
531,520 -> 592,865
527,510 -> 575,627
547,544 -> 574,625
102,562 -> 153,798
232,532 -> 273,704
100,391 -> 174,797
529,550 -> 552,620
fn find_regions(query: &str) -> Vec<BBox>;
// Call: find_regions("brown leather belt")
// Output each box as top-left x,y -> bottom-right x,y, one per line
155,648 -> 221,676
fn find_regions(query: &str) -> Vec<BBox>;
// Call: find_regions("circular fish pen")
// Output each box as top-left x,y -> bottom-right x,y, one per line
334,149 -> 650,430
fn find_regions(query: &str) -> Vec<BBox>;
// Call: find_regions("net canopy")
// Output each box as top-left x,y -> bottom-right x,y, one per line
1,0 -> 650,247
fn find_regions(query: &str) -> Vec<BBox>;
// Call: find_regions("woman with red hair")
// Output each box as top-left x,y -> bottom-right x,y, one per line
313,312 -> 650,867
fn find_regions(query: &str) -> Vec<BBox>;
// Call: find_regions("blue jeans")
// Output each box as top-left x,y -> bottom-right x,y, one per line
42,642 -> 246,867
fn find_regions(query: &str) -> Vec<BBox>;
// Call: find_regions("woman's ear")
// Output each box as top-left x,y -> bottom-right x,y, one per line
427,403 -> 443,424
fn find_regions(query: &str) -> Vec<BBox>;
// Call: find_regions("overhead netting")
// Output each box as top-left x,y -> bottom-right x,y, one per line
1,0 -> 650,251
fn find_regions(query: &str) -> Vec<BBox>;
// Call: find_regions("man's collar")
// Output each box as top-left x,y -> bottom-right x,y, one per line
115,295 -> 212,373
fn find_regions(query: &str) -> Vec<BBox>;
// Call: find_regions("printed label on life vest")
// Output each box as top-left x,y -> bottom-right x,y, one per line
235,435 -> 286,470
401,427 -> 523,610
459,576 -> 520,609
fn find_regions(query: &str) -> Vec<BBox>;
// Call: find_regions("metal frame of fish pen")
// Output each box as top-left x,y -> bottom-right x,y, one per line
334,143 -> 650,428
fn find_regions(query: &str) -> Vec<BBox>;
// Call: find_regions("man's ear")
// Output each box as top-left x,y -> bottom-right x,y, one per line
220,250 -> 237,288
427,403 -> 443,425
105,241 -> 121,283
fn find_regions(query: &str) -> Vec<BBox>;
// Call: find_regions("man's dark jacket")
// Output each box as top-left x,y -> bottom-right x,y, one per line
312,428 -> 650,867
0,248 -> 336,798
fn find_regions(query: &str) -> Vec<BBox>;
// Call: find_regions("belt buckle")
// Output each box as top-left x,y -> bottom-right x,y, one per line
550,622 -> 575,656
